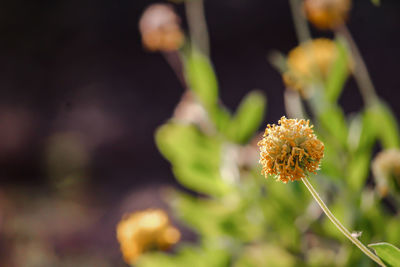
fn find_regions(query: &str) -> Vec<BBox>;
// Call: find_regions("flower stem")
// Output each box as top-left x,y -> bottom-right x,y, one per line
185,0 -> 210,56
288,0 -> 312,44
301,177 -> 385,266
336,26 -> 378,107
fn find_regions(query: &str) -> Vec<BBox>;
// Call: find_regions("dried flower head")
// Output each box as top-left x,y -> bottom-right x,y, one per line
116,209 -> 181,264
139,4 -> 184,52
258,116 -> 324,183
304,0 -> 351,30
372,149 -> 400,196
283,38 -> 347,94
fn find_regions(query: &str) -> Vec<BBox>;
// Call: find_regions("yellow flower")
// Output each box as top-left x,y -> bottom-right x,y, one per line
258,117 -> 324,183
304,0 -> 351,30
139,4 -> 184,52
372,149 -> 400,197
116,209 -> 181,264
283,38 -> 347,94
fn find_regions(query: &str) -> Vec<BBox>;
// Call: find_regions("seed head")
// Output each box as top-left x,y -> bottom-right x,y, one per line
116,209 -> 180,264
258,117 -> 324,183
283,38 -> 348,94
139,4 -> 184,52
304,0 -> 351,30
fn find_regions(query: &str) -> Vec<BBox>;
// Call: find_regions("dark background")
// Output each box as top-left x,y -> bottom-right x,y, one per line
0,0 -> 399,265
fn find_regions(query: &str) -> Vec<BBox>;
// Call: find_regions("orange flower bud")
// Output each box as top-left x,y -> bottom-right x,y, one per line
283,38 -> 350,95
139,4 -> 184,52
116,209 -> 180,264
304,0 -> 351,30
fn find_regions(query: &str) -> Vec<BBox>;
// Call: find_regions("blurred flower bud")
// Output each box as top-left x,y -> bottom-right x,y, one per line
116,209 -> 180,264
372,149 -> 400,197
304,0 -> 351,30
139,4 -> 184,52
283,38 -> 350,95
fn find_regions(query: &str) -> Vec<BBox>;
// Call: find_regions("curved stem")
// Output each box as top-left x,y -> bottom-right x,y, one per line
336,26 -> 378,107
301,177 -> 385,266
289,0 -> 312,44
162,51 -> 187,90
185,0 -> 210,56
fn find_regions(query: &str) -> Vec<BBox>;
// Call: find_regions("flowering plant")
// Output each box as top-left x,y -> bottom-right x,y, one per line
118,0 -> 400,266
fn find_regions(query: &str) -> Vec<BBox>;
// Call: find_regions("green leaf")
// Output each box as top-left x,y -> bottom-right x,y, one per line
369,242 -> 400,267
185,50 -> 218,110
325,38 -> 350,103
209,105 -> 232,135
173,164 -> 231,196
317,105 -> 348,148
227,91 -> 266,144
138,245 -> 231,267
155,123 -> 231,196
371,0 -> 380,6
367,101 -> 400,149
347,152 -> 371,190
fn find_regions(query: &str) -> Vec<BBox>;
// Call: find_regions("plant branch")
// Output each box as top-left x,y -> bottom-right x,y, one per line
301,176 -> 385,266
288,0 -> 312,44
185,0 -> 210,56
336,26 -> 378,107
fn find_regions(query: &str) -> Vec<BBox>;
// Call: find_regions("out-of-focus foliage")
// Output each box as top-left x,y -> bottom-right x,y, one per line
134,1 -> 400,266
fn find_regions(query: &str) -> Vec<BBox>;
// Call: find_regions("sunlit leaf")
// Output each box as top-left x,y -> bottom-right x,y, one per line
367,101 -> 400,149
185,50 -> 218,110
138,245 -> 231,267
155,123 -> 231,196
317,105 -> 348,148
347,152 -> 371,190
369,242 -> 400,267
325,38 -> 349,103
227,90 -> 266,144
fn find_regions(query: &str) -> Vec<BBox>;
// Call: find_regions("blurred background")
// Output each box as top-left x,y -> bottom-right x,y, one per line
0,0 -> 399,266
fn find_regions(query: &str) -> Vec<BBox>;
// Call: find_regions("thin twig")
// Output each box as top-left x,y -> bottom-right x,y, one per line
162,51 -> 188,90
288,0 -> 312,44
185,0 -> 210,56
336,26 -> 378,107
302,177 -> 385,266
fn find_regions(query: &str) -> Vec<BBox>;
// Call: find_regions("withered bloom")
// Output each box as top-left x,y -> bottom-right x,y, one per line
116,209 -> 181,264
283,38 -> 349,95
372,149 -> 400,196
304,0 -> 351,30
258,117 -> 324,183
139,4 -> 184,52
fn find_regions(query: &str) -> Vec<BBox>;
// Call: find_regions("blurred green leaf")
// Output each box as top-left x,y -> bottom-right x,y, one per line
347,152 -> 371,190
227,91 -> 266,144
185,50 -> 218,110
369,242 -> 400,267
173,164 -> 230,196
317,105 -> 348,148
172,190 -> 264,242
138,245 -> 231,267
267,50 -> 288,74
325,38 -> 349,103
234,244 -> 297,267
366,101 -> 400,149
209,105 -> 232,135
371,0 -> 380,6
172,192 -> 224,237
156,123 -> 231,196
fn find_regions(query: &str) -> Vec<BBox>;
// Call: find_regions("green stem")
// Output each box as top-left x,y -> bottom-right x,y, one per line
301,177 -> 385,266
288,0 -> 311,44
336,26 -> 378,107
185,0 -> 210,56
